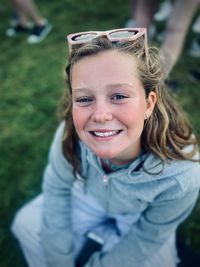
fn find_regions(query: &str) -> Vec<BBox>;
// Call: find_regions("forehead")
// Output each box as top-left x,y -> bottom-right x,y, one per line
71,50 -> 143,90
71,50 -> 139,79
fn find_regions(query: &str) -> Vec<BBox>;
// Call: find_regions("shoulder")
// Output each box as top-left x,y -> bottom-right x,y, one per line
142,152 -> 200,200
50,122 -> 91,169
170,159 -> 200,194
47,121 -> 73,171
51,121 -> 66,146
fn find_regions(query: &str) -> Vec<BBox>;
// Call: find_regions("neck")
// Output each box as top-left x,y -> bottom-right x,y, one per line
109,159 -> 132,166
101,158 -> 132,173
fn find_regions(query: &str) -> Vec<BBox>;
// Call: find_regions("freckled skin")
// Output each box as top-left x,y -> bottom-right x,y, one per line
72,50 -> 156,165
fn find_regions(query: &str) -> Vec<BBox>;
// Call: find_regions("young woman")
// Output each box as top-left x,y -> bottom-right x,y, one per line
11,28 -> 200,267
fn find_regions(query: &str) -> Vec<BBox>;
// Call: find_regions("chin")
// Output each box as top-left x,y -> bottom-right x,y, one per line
92,149 -> 118,160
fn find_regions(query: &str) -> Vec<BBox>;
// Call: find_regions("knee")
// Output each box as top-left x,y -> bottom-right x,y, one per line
11,196 -> 42,241
11,204 -> 31,240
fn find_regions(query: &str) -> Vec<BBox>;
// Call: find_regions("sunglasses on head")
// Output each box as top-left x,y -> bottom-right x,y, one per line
67,28 -> 148,63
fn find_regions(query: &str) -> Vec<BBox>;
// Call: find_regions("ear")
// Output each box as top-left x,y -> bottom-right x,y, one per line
145,91 -> 157,118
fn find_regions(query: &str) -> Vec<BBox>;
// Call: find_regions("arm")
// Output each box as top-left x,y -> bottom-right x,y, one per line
84,186 -> 199,267
41,122 -> 76,267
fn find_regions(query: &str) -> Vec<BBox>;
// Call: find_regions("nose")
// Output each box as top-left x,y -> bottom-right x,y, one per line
91,103 -> 113,123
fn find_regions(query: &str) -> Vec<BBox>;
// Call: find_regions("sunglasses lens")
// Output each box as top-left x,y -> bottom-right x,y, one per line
72,33 -> 98,42
109,30 -> 137,39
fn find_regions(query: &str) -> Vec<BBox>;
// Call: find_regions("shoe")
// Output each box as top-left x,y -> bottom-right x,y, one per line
192,15 -> 200,33
154,0 -> 172,22
27,21 -> 52,44
188,37 -> 200,58
6,23 -> 33,37
9,12 -> 19,27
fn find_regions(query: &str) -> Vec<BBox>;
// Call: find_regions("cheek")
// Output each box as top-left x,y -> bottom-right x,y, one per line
72,106 -> 87,131
118,103 -> 146,125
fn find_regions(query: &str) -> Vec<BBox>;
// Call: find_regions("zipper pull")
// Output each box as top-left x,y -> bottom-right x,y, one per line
102,175 -> 109,185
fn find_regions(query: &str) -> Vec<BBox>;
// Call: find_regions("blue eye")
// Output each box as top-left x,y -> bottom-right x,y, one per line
76,96 -> 91,102
75,96 -> 93,106
111,93 -> 129,102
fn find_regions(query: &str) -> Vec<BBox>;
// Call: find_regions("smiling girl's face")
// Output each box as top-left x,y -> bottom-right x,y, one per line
71,50 -> 157,165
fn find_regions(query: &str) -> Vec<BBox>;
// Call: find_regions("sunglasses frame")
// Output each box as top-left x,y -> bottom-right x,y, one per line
67,28 -> 148,63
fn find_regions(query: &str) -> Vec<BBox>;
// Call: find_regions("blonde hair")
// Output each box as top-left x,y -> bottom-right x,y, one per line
59,36 -> 199,172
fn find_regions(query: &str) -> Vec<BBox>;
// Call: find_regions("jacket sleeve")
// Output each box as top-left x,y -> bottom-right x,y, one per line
84,181 -> 199,267
41,122 -> 76,267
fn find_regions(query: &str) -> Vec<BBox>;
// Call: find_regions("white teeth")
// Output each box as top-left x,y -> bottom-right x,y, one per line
93,130 -> 118,137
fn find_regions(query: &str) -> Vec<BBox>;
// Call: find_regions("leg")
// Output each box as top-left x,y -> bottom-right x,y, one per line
71,181 -> 120,255
10,0 -> 30,27
11,195 -> 47,267
112,214 -> 178,267
160,0 -> 199,76
128,0 -> 160,39
7,0 -> 51,42
133,0 -> 160,28
12,183 -> 178,267
11,181 -> 120,266
10,0 -> 45,26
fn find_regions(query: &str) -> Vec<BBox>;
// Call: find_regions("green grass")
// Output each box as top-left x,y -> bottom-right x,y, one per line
0,0 -> 200,266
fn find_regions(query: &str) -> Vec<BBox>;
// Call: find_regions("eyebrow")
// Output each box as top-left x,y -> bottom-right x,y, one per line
72,88 -> 90,92
73,83 -> 134,92
106,83 -> 133,90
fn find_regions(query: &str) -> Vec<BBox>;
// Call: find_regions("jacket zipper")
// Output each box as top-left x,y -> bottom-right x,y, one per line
102,174 -> 110,212
102,174 -> 109,186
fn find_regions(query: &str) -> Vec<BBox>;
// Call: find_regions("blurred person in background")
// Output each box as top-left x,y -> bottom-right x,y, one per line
6,0 -> 52,44
125,0 -> 160,40
126,0 -> 200,81
158,0 -> 200,77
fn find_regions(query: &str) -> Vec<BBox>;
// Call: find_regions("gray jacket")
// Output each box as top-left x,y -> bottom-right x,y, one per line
41,122 -> 200,267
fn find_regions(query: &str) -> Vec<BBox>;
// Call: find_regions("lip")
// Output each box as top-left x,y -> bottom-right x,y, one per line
88,129 -> 123,140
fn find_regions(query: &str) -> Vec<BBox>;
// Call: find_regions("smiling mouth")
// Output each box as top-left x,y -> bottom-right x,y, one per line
89,130 -> 123,137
